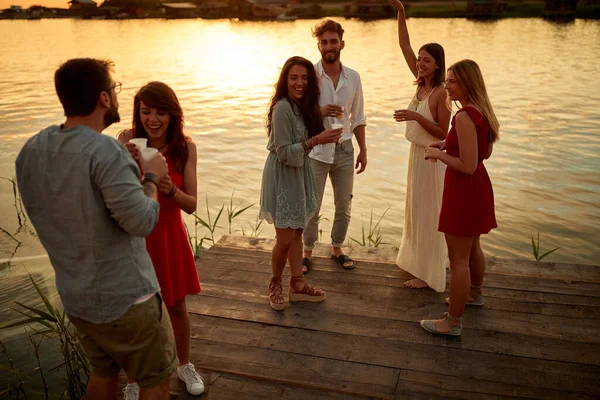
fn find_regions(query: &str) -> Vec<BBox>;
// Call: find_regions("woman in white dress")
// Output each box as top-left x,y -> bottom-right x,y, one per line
386,0 -> 451,291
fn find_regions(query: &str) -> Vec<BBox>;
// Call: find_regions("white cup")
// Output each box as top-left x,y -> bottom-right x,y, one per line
336,106 -> 345,120
140,147 -> 158,161
129,138 -> 147,149
331,123 -> 344,143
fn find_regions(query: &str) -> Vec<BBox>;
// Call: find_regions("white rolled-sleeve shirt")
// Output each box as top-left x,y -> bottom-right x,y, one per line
310,60 -> 367,164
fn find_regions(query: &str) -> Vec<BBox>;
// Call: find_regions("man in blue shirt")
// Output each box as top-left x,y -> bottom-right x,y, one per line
16,58 -> 175,399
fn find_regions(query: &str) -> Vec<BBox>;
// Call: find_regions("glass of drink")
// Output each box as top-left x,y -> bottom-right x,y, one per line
140,147 -> 158,161
331,123 -> 343,143
129,138 -> 147,149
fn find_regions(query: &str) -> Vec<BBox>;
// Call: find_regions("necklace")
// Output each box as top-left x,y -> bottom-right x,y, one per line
151,143 -> 168,151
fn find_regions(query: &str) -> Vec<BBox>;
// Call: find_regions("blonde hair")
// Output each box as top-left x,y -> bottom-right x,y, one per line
448,59 -> 499,143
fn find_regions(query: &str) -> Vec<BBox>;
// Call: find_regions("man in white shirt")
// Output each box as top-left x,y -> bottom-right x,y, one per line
303,19 -> 368,271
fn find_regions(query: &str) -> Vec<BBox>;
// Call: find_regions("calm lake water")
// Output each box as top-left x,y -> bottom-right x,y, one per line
0,17 -> 599,269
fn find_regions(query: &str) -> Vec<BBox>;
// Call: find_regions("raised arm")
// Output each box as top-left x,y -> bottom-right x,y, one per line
386,0 -> 418,78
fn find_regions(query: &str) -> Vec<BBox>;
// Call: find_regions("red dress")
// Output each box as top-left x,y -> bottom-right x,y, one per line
438,107 -> 497,237
146,162 -> 201,306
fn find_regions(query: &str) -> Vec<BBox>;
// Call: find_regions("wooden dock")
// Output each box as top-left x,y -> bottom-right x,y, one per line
2,235 -> 599,398
166,235 -> 600,399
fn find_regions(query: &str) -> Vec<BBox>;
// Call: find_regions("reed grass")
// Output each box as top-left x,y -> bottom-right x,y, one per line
0,275 -> 90,399
531,231 -> 560,261
349,207 -> 391,248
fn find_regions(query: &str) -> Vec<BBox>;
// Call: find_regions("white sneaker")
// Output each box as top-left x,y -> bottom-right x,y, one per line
177,363 -> 205,395
122,382 -> 140,400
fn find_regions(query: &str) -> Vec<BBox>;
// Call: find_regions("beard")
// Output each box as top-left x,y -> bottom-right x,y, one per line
321,49 -> 340,64
103,103 -> 120,129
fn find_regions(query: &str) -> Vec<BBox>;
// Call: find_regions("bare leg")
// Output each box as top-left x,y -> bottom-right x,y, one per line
434,234 -> 473,333
167,298 -> 191,366
288,229 -> 304,278
139,378 -> 170,400
272,228 -> 293,279
85,374 -> 118,400
468,235 -> 486,299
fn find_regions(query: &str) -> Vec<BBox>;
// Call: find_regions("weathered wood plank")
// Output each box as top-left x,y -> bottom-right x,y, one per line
187,295 -> 600,366
199,251 -> 600,307
213,235 -> 600,282
395,370 -> 594,400
204,373 -> 374,400
198,259 -> 600,319
194,267 -> 600,343
188,339 -> 400,399
200,248 -> 600,297
187,313 -> 600,396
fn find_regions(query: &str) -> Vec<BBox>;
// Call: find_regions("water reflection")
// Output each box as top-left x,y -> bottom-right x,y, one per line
0,18 -> 599,265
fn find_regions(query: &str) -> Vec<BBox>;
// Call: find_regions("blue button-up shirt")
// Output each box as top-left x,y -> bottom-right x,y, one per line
16,124 -> 160,323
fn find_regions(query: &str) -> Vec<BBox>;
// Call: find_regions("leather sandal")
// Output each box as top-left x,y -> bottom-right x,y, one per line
289,275 -> 326,303
301,257 -> 312,274
331,253 -> 355,270
269,277 -> 284,311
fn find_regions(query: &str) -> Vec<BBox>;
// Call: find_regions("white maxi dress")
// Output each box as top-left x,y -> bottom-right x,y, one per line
396,88 -> 448,292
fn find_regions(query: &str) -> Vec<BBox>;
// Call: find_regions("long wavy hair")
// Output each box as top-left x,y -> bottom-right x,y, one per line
266,56 -> 324,138
415,43 -> 446,88
448,59 -> 500,143
132,81 -> 189,173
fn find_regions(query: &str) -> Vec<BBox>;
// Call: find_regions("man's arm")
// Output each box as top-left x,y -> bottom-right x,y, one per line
351,73 -> 368,173
94,147 -> 160,237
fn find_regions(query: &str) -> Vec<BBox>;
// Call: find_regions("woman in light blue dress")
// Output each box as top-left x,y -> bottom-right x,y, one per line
260,56 -> 342,311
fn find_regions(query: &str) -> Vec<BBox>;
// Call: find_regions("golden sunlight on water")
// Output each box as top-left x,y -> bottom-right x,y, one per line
0,18 -> 599,267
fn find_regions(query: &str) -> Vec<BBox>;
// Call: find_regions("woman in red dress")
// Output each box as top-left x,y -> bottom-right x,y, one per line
118,82 -> 204,396
421,60 -> 499,336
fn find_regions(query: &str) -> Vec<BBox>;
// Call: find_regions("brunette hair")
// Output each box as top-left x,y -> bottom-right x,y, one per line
266,56 -> 324,138
448,59 -> 500,142
312,19 -> 344,40
132,81 -> 189,173
54,58 -> 114,117
415,43 -> 446,88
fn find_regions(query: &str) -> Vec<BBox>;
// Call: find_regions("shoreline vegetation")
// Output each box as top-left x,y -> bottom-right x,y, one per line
1,0 -> 599,21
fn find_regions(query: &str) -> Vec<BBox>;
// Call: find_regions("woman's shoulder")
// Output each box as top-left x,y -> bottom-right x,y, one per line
457,106 -> 487,125
184,137 -> 196,151
274,98 -> 292,111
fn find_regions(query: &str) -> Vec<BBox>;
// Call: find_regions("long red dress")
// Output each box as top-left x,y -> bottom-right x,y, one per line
146,162 -> 201,307
438,106 -> 497,237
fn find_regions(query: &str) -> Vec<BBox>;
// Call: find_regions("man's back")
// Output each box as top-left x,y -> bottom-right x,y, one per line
16,124 -> 160,323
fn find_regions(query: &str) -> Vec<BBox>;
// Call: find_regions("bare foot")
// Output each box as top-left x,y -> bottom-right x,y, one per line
404,278 -> 429,289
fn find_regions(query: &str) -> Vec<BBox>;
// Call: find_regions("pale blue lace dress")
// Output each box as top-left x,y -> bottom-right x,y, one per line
259,98 -> 319,229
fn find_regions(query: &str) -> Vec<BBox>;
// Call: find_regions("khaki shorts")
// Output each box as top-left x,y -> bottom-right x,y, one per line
68,294 -> 177,388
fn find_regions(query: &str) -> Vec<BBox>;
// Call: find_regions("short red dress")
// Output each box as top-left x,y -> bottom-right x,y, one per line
146,161 -> 201,306
438,106 -> 497,237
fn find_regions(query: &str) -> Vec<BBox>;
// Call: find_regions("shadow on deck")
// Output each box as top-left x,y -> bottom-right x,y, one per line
163,235 -> 600,399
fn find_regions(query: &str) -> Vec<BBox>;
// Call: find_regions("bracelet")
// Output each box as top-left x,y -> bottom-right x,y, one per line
315,135 -> 319,146
166,184 -> 178,198
141,172 -> 160,188
302,141 -> 310,152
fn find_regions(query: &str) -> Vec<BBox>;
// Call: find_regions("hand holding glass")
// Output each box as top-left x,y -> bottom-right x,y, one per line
139,148 -> 168,178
